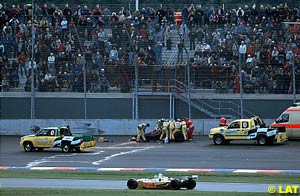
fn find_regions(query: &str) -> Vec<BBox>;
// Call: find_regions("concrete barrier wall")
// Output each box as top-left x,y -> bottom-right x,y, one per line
0,119 -> 275,136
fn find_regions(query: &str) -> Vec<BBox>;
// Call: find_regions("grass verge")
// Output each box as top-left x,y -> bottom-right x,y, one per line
0,170 -> 299,184
0,188 -> 270,196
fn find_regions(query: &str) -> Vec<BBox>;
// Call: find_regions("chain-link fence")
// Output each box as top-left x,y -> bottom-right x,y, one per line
0,2 -> 300,95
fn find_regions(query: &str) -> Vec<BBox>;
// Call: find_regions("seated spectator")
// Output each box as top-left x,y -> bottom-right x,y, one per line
8,71 -> 19,88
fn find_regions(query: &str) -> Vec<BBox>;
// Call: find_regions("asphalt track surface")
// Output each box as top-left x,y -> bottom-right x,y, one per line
1,135 -> 300,169
1,135 -> 300,193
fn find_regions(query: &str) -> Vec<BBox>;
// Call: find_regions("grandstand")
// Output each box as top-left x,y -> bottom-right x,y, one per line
0,2 -> 299,119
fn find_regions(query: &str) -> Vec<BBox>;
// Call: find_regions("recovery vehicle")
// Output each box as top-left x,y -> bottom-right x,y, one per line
209,116 -> 288,145
20,126 -> 96,152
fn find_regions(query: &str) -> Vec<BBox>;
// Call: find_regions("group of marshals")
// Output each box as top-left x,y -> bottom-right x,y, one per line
136,118 -> 194,143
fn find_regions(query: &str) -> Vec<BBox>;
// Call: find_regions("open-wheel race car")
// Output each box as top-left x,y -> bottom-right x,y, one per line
127,173 -> 197,190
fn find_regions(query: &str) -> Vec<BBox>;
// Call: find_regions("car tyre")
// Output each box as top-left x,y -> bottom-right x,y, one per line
213,135 -> 225,145
127,179 -> 138,189
23,142 -> 34,152
185,179 -> 196,189
170,179 -> 181,190
61,143 -> 72,153
257,135 -> 268,145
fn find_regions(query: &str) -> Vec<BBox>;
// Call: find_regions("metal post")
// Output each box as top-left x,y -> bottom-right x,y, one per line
172,95 -> 175,119
292,54 -> 296,103
187,64 -> 191,119
135,0 -> 139,11
169,93 -> 172,119
83,62 -> 87,119
132,81 -> 135,119
134,57 -> 139,119
30,0 -> 35,119
239,52 -> 244,118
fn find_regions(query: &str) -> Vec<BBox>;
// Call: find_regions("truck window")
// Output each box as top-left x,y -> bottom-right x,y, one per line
228,122 -> 240,129
60,128 -> 72,136
276,114 -> 289,123
37,129 -> 50,136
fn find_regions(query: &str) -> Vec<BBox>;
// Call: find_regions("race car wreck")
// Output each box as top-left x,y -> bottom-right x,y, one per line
127,173 -> 197,190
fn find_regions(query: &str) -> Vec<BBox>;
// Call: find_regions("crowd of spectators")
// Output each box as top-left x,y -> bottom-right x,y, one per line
0,2 -> 300,94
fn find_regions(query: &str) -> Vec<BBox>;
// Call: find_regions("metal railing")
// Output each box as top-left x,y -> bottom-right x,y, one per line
135,78 -> 256,119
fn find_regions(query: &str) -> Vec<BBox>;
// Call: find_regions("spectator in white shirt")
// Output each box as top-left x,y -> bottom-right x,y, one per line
239,41 -> 247,62
47,53 -> 55,73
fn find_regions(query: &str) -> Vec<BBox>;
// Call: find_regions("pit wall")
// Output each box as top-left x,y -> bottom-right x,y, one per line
0,119 -> 275,136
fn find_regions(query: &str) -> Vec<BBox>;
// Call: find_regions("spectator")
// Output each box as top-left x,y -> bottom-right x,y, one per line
100,76 -> 110,92
109,46 -> 119,63
154,41 -> 162,65
47,52 -> 55,74
239,41 -> 247,62
18,51 -> 27,77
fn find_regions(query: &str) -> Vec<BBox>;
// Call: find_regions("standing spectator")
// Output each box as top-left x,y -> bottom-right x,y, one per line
47,52 -> 55,74
92,4 -> 103,22
239,41 -> 247,63
154,41 -> 163,65
188,27 -> 196,50
95,51 -> 104,70
97,27 -> 106,51
195,5 -> 204,27
60,17 -> 68,36
182,5 -> 189,24
259,71 -> 269,93
271,47 -> 279,64
177,40 -> 185,63
18,52 -> 27,77
63,4 -> 73,22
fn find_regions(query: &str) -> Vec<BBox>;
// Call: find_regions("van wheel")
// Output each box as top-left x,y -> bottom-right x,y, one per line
257,135 -> 268,145
213,135 -> 225,145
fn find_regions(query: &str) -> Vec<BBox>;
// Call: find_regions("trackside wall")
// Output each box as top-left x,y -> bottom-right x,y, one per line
0,119 -> 275,136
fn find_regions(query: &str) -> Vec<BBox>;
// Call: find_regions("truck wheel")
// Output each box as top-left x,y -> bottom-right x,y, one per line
213,135 -> 225,145
257,135 -> 268,145
23,142 -> 34,152
185,179 -> 196,189
61,143 -> 72,153
170,179 -> 181,190
127,179 -> 138,189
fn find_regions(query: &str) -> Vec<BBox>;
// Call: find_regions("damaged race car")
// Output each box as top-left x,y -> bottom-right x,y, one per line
127,173 -> 197,190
